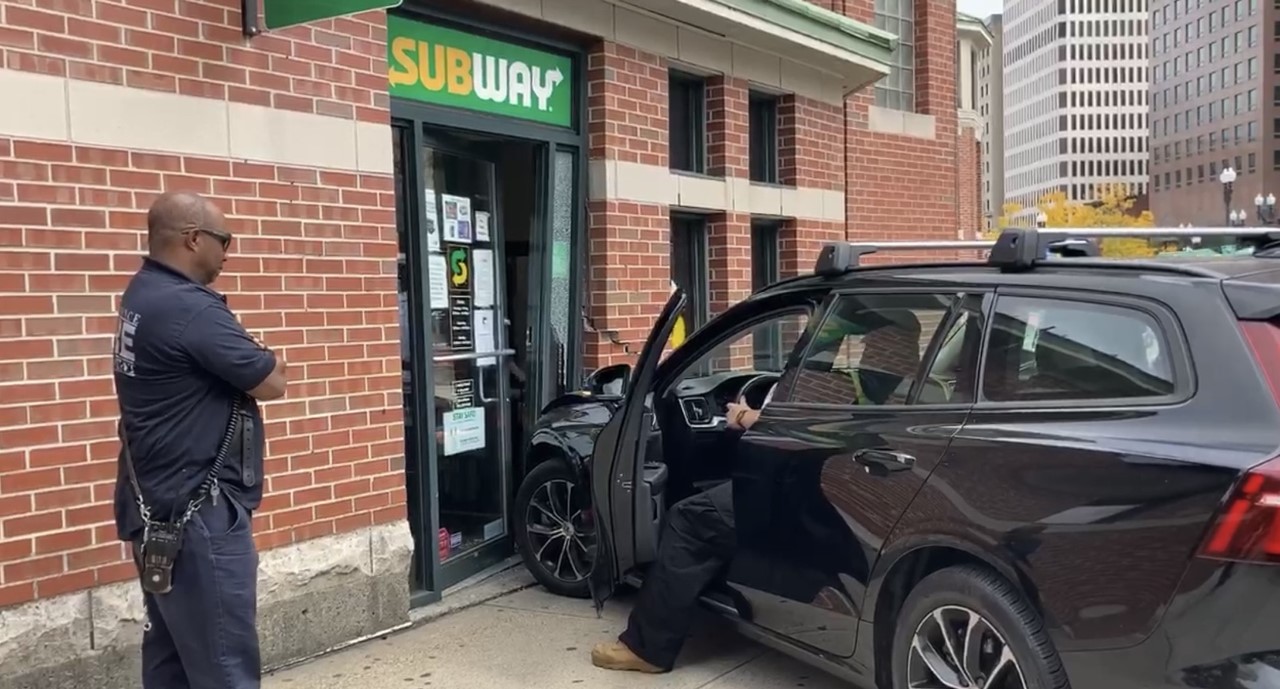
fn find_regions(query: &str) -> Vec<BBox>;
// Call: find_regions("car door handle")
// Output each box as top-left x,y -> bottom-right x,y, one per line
852,448 -> 916,474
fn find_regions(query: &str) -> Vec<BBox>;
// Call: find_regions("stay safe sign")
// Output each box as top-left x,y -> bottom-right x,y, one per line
387,15 -> 574,128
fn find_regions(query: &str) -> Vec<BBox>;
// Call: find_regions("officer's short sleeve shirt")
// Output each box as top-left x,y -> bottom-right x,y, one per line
112,259 -> 276,541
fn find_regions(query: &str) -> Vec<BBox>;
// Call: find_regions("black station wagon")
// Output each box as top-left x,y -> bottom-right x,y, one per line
513,227 -> 1280,689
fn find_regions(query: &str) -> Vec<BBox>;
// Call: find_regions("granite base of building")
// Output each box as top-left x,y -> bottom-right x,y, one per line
0,521 -> 414,689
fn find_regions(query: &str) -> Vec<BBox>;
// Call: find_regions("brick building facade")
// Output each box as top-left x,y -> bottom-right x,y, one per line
0,0 -> 974,685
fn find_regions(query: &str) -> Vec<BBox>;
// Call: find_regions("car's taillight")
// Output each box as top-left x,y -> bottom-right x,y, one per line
1197,321 -> 1280,564
1198,456 -> 1280,564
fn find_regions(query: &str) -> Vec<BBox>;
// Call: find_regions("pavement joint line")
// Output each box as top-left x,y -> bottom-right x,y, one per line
267,566 -> 537,677
692,647 -> 769,688
481,601 -> 622,622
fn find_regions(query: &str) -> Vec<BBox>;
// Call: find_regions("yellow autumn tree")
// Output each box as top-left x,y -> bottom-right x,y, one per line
991,183 -> 1157,258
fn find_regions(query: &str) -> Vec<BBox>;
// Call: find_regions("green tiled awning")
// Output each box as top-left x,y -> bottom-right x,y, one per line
639,0 -> 898,94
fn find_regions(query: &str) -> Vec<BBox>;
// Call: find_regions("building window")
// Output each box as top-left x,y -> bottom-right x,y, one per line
750,219 -> 783,368
669,71 -> 706,174
750,218 -> 780,293
874,0 -> 916,112
670,213 -> 709,329
748,92 -> 779,184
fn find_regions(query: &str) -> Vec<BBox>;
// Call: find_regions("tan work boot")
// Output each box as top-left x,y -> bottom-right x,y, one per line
591,641 -> 664,673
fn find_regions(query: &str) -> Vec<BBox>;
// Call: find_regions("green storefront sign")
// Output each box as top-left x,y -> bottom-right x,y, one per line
387,15 -> 574,128
263,0 -> 401,31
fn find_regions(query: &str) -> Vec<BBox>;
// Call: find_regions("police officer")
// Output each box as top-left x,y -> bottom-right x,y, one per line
112,191 -> 288,689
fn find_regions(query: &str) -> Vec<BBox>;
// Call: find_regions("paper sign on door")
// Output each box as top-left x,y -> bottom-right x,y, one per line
443,407 -> 486,456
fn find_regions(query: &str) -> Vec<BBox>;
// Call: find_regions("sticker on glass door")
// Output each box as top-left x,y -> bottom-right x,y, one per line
443,407 -> 486,455
442,194 -> 473,243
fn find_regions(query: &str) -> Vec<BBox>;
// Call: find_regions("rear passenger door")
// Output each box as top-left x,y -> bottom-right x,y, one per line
904,288 -> 1207,652
725,289 -> 987,658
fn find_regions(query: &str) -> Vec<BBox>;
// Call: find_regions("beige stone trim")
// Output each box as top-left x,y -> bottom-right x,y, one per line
0,69 -> 392,174
866,104 -> 938,140
0,521 -> 413,687
958,108 -> 984,140
0,69 -> 70,142
588,159 -> 844,223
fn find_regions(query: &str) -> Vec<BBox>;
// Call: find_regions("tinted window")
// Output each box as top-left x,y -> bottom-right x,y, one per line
786,293 -> 953,406
982,296 -> 1175,402
680,310 -> 810,383
919,295 -> 985,404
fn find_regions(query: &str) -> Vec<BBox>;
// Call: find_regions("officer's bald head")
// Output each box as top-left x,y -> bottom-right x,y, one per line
147,192 -> 214,252
145,192 -> 231,285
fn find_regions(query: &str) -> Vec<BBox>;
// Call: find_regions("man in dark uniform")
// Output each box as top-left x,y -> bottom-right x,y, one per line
112,192 -> 288,689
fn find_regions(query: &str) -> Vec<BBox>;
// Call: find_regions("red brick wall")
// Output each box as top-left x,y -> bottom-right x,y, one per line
780,91 -> 846,278
958,125 -> 981,238
0,0 -> 388,122
707,76 -> 749,179
584,42 -> 670,368
583,199 -> 670,367
708,212 -> 753,369
779,95 -> 845,193
843,0 -> 961,244
0,2 -> 401,608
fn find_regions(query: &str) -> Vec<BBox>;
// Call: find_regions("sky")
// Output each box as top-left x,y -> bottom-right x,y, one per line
958,0 -> 1003,18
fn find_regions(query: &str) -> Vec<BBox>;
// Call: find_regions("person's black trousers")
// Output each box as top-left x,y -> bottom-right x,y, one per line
133,494 -> 261,689
619,481 -> 736,671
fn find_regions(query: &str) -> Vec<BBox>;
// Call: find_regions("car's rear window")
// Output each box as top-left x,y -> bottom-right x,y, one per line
982,295 -> 1176,402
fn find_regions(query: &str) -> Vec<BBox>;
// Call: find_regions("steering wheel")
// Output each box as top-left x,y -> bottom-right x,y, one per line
737,373 -> 780,409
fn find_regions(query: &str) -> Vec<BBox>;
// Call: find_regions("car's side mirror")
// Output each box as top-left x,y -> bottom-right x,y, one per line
584,363 -> 631,397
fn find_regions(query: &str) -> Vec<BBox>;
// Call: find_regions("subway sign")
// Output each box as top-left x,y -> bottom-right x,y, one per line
387,15 -> 574,128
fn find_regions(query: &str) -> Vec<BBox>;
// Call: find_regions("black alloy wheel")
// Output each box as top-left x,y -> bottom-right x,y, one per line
892,565 -> 1070,689
513,460 -> 595,599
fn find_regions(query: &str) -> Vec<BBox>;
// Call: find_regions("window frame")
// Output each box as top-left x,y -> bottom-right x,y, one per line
873,0 -> 917,112
748,92 -> 780,184
770,287 -> 989,411
750,218 -> 781,293
652,290 -> 826,397
973,289 -> 1194,410
666,306 -> 815,393
668,70 -> 707,174
669,212 -> 710,331
750,219 -> 783,368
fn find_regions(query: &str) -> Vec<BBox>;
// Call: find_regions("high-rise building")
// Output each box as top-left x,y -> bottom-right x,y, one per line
1003,0 -> 1150,219
1149,0 -> 1267,225
978,14 -> 1005,227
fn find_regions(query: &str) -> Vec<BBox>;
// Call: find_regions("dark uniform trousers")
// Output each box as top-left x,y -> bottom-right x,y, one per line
133,493 -> 261,689
618,480 -> 736,671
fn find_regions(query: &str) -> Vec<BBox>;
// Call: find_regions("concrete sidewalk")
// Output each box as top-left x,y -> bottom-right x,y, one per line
263,585 -> 849,689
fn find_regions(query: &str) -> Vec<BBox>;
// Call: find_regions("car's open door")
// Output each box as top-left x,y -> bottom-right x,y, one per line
587,284 -> 687,615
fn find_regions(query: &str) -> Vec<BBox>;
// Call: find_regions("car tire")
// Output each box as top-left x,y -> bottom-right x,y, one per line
891,564 -> 1070,689
513,459 -> 593,599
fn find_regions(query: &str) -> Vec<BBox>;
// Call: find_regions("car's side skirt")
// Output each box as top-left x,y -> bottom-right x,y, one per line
622,571 -> 875,688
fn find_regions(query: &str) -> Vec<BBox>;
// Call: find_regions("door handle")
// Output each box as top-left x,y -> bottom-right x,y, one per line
852,448 -> 916,475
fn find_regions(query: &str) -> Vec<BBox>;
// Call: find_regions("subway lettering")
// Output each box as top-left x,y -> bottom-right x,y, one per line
388,36 -> 565,112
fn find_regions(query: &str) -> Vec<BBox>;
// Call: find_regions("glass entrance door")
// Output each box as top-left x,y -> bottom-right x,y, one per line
420,129 -> 515,588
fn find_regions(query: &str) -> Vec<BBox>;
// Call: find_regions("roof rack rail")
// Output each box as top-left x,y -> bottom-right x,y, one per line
988,226 -> 1280,272
814,226 -> 1280,276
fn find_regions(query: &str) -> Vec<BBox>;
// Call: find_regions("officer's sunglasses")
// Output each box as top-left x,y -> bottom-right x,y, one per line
186,227 -> 232,251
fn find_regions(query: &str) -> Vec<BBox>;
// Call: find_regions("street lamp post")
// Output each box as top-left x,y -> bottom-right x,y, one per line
1228,209 -> 1249,227
1221,167 -> 1237,226
1255,193 -> 1279,225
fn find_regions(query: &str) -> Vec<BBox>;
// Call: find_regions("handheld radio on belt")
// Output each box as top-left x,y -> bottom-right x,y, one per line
118,396 -> 243,595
